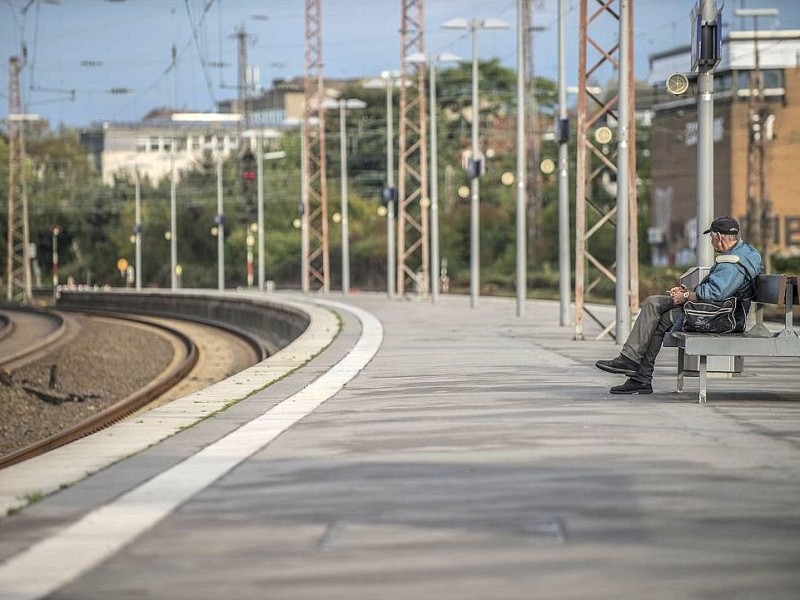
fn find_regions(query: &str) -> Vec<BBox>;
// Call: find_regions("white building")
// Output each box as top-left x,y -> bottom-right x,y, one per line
80,115 -> 283,185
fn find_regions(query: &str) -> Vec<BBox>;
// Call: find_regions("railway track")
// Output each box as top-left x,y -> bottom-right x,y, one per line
0,307 -> 69,369
0,308 -> 262,469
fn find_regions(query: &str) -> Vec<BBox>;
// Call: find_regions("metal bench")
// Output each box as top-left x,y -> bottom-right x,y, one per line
665,274 -> 800,403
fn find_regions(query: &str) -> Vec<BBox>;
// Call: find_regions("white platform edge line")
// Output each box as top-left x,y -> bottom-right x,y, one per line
0,300 -> 382,600
0,294 -> 337,518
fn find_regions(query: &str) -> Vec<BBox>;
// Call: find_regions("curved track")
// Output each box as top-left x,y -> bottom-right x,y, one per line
0,308 -> 68,369
0,310 -> 261,470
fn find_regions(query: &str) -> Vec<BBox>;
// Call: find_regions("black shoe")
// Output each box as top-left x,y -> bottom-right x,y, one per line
595,355 -> 639,375
610,378 -> 653,395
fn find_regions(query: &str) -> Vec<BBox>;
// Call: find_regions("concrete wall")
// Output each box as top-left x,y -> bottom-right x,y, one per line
55,290 -> 310,357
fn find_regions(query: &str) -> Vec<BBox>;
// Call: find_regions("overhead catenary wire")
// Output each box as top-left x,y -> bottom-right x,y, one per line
183,0 -> 218,108
109,33 -> 196,121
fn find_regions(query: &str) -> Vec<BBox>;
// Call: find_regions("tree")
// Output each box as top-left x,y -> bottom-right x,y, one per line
3,61 -> 606,299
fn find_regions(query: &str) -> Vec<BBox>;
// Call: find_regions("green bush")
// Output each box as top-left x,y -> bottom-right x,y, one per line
772,255 -> 800,274
638,265 -> 687,298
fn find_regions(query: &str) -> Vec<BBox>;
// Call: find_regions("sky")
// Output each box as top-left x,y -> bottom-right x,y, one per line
1,0 -> 799,129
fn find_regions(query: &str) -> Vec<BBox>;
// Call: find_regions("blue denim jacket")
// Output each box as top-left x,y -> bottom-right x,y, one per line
694,240 -> 764,311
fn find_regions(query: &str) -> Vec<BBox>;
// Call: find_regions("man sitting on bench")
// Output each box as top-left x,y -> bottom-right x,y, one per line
595,216 -> 763,395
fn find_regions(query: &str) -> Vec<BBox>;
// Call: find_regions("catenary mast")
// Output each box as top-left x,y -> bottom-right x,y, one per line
398,0 -> 429,297
301,0 -> 330,292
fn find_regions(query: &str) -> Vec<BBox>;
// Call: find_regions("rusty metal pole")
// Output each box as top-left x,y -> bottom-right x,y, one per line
574,0 -> 637,341
302,0 -> 329,293
398,0 -> 428,298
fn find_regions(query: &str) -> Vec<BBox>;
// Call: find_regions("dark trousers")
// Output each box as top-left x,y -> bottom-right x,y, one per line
620,295 -> 682,383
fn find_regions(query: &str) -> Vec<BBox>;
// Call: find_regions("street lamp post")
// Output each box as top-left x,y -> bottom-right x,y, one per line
366,72 -> 403,298
340,98 -> 367,295
557,0 -> 571,326
383,72 -> 399,300
256,132 -> 265,291
325,98 -> 367,295
255,141 -> 286,292
442,17 -> 509,308
169,143 -> 178,290
215,147 -> 225,290
171,113 -> 243,290
340,101 -> 351,295
429,59 -> 443,304
246,223 -> 256,287
134,167 -> 142,291
407,52 -> 460,304
300,117 -> 309,293
118,162 -> 144,290
693,1 -> 724,268
615,0 -> 632,342
51,225 -> 59,300
384,73 -> 397,300
515,0 -> 526,318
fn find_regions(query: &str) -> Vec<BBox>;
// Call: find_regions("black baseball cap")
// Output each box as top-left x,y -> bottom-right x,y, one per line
703,216 -> 740,235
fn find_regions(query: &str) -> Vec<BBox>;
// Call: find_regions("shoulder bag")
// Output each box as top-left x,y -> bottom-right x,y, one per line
682,261 -> 755,334
682,297 -> 747,333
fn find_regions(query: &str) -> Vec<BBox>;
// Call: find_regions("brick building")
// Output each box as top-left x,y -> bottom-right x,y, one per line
648,29 -> 800,266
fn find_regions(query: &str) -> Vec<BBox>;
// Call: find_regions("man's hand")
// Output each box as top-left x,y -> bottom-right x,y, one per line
668,284 -> 690,305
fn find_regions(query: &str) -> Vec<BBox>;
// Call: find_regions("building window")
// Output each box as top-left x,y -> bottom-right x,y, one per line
714,72 -> 732,93
736,69 -> 784,94
149,138 -> 160,152
762,69 -> 783,89
786,217 -> 800,247
136,138 -> 148,153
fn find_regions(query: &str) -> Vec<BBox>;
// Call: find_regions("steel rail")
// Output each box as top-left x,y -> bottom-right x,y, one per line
0,314 -> 200,470
0,307 -> 66,368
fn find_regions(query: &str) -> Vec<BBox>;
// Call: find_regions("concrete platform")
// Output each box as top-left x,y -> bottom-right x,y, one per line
1,293 -> 799,600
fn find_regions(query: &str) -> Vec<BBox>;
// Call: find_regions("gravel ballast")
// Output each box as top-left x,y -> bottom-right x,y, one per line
0,316 -> 174,457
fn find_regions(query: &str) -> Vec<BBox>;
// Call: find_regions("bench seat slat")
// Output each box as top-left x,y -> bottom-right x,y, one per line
675,333 -> 800,357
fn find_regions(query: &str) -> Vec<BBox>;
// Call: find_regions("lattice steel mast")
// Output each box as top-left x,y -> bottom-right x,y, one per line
6,55 -> 32,303
398,0 -> 429,296
574,0 -> 638,340
301,0 -> 330,292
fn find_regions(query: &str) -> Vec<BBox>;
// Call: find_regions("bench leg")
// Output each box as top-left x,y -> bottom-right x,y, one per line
676,348 -> 685,392
698,355 -> 707,404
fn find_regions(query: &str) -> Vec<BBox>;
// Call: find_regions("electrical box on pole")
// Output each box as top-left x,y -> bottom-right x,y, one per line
691,7 -> 722,71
